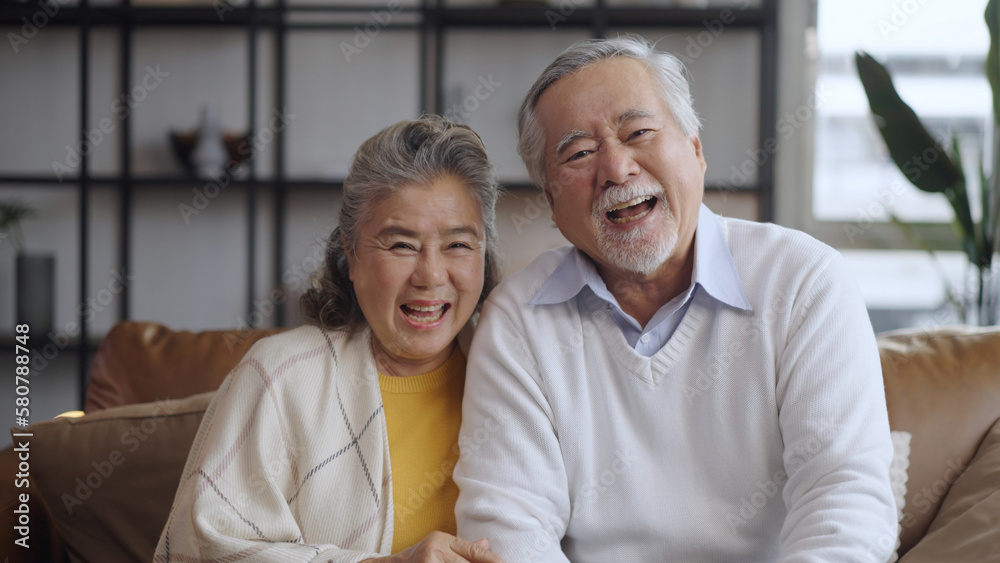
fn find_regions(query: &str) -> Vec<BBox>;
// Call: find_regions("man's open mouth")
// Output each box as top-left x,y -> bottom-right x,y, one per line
401,303 -> 449,323
606,196 -> 658,224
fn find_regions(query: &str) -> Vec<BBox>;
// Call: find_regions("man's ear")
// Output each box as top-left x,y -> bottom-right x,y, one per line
691,135 -> 707,173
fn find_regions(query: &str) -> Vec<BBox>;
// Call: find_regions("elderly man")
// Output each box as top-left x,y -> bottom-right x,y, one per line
454,36 -> 897,562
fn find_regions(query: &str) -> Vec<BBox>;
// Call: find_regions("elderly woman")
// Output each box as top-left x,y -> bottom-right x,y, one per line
155,116 -> 504,563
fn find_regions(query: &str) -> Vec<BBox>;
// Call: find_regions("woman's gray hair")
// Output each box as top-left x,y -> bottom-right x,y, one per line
517,35 -> 702,189
302,114 -> 502,334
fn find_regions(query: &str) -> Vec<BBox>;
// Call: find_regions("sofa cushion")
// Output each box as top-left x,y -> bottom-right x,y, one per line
897,417 -> 1000,562
85,321 -> 282,412
21,392 -> 214,563
877,325 -> 1000,554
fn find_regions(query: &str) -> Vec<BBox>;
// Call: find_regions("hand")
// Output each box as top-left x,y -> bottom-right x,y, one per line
362,532 -> 505,563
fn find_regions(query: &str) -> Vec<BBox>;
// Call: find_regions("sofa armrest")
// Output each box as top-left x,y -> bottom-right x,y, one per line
878,325 -> 1000,554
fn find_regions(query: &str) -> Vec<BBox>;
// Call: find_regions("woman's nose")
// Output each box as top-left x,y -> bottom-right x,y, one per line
411,249 -> 448,288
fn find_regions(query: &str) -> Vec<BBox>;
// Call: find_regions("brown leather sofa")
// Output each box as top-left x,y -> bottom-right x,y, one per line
2,321 -> 999,562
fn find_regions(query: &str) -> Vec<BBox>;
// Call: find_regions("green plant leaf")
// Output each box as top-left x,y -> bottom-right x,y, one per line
890,213 -> 966,321
0,199 -> 37,253
946,135 -> 980,265
855,51 -> 965,193
980,152 -> 994,266
0,199 -> 37,231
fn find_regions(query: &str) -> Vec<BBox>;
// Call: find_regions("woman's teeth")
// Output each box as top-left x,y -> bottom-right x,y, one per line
402,304 -> 447,323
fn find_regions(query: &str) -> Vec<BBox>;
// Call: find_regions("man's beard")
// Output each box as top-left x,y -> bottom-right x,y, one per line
592,179 -> 678,276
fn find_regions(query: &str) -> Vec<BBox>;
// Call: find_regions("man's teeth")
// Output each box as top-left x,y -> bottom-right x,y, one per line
607,195 -> 653,212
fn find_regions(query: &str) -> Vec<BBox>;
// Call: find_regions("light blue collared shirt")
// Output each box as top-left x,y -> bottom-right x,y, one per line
529,204 -> 753,357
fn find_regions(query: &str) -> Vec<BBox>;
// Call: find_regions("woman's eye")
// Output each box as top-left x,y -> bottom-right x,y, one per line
449,242 -> 472,249
390,242 -> 415,250
628,129 -> 651,140
567,150 -> 592,162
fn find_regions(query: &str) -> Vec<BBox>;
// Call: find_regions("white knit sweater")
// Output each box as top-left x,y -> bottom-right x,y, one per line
454,216 -> 897,562
155,325 -> 393,563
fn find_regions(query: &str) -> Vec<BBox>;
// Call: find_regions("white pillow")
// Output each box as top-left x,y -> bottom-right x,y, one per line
886,430 -> 912,563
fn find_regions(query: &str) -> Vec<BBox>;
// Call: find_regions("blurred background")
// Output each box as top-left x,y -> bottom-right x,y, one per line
0,0 -> 995,433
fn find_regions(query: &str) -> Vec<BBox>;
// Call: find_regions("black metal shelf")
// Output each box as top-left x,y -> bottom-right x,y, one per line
0,4 -> 764,27
1,0 -> 779,407
432,6 -> 765,28
0,174 -> 758,193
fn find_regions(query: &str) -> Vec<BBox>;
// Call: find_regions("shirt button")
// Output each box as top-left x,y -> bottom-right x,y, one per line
640,334 -> 650,343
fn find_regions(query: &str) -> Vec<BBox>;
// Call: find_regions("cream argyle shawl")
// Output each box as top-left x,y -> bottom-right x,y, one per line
155,324 -> 394,563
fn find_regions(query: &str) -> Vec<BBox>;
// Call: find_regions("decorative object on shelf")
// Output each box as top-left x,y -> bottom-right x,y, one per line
1,199 -> 55,337
169,106 -> 250,179
855,0 -> 1000,326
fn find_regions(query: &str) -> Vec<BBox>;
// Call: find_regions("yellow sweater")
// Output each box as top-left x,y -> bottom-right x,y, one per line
378,347 -> 465,554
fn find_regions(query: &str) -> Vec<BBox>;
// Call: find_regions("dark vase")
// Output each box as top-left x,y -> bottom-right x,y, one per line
16,253 -> 55,338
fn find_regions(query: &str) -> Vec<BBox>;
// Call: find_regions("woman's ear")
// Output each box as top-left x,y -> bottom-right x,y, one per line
341,233 -> 355,282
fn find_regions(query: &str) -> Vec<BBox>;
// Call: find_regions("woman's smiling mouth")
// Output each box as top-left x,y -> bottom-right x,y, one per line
401,303 -> 450,324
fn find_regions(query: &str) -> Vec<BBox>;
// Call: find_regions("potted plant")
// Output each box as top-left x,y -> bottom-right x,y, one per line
855,0 -> 1000,325
1,199 -> 54,336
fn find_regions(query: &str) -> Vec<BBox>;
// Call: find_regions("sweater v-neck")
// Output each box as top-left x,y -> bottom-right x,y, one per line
582,288 -> 710,385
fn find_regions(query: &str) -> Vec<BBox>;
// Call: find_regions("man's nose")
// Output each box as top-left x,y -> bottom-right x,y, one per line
597,143 -> 641,188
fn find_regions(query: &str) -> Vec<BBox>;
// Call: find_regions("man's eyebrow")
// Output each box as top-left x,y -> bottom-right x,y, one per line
552,109 -> 655,156
554,130 -> 592,156
616,108 -> 654,126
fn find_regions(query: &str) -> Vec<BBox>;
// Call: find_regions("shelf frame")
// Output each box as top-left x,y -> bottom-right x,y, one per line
0,0 -> 779,407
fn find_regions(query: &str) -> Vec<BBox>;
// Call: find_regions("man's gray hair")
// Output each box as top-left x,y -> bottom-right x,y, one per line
517,35 -> 702,189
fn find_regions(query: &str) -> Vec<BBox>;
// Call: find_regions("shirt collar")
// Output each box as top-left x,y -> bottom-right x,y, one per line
529,203 -> 752,311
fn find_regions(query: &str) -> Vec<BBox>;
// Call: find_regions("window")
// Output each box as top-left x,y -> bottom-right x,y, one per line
776,0 -> 993,330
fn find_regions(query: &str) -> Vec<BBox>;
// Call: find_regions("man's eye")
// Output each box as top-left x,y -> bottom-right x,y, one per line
566,150 -> 592,162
